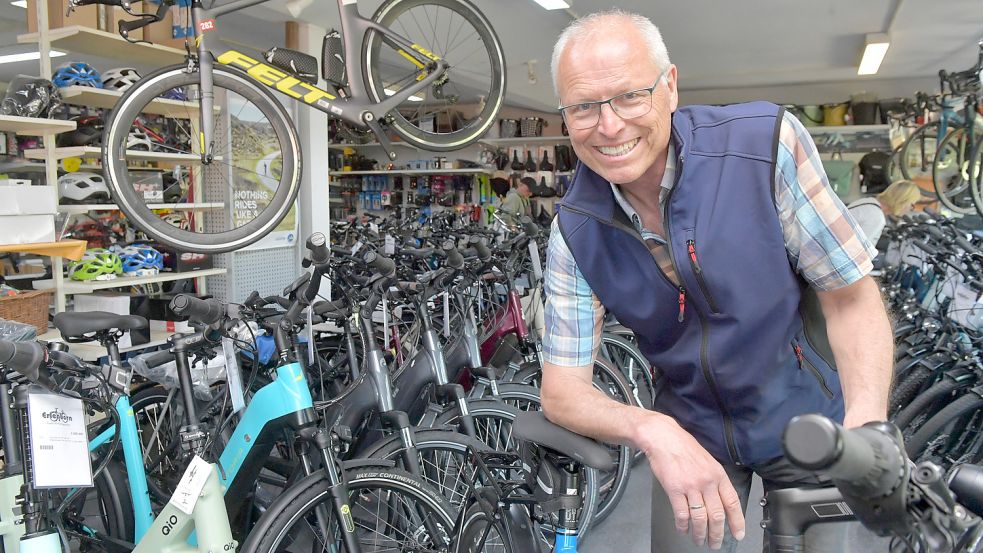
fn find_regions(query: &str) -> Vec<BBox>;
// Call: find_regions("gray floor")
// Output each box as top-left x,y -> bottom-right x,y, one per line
584,465 -> 891,553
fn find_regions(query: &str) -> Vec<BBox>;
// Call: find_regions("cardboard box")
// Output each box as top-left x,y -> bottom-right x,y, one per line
27,0 -> 99,33
0,185 -> 57,215
129,171 -> 163,202
73,292 -> 150,347
0,215 -> 55,244
142,4 -> 192,49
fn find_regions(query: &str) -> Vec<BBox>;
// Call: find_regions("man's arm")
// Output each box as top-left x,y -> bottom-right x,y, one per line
816,275 -> 893,427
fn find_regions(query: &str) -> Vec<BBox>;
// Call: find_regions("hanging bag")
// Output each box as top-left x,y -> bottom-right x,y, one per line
821,151 -> 855,199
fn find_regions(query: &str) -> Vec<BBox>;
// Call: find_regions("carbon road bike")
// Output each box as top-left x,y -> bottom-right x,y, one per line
68,0 -> 505,253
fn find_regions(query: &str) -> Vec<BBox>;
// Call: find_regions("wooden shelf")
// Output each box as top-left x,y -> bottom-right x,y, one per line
18,26 -> 185,67
0,115 -> 75,136
33,268 -> 226,294
329,168 -> 488,176
25,147 -> 202,162
328,142 -> 419,150
807,125 -> 890,134
58,202 -> 225,214
59,86 -> 210,118
480,137 -> 571,146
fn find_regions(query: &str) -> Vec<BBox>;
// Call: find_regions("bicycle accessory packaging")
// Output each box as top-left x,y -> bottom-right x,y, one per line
101,67 -> 142,91
127,130 -> 154,151
52,62 -> 103,88
159,87 -> 188,101
68,249 -> 122,281
1,75 -> 61,118
821,153 -> 856,200
58,172 -> 111,204
114,244 -> 164,275
57,115 -> 104,147
859,151 -> 892,194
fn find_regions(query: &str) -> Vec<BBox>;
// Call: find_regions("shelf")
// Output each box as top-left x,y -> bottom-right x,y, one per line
328,142 -> 419,150
59,86 -> 211,118
18,26 -> 185,67
58,202 -> 225,214
33,268 -> 226,294
25,147 -> 202,162
38,328 -> 172,361
329,169 -> 488,176
0,115 -> 76,136
480,137 -> 571,146
807,125 -> 890,134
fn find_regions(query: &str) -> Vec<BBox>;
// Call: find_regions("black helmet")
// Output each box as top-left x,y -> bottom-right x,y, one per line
1,75 -> 61,118
57,115 -> 104,147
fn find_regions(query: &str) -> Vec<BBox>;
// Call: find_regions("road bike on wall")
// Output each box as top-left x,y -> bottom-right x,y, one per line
67,0 -> 506,253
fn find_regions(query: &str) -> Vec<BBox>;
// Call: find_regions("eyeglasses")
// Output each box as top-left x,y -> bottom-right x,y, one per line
558,70 -> 667,130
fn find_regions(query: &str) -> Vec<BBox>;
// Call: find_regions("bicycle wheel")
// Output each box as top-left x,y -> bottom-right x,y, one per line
899,121 -> 942,182
364,0 -> 506,150
103,64 -> 301,253
240,467 -> 455,553
456,502 -> 515,553
55,456 -> 134,542
598,332 -> 656,409
932,126 -> 977,214
905,392 -> 983,463
969,137 -> 983,216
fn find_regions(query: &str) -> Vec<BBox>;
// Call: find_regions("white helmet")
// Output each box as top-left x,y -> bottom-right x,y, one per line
58,172 -> 110,203
127,130 -> 154,151
101,67 -> 141,91
162,212 -> 190,230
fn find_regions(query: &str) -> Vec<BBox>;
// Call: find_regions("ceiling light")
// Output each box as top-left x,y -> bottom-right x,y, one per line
384,88 -> 423,102
532,0 -> 569,9
10,1 -> 26,7
858,33 -> 890,76
0,50 -> 66,65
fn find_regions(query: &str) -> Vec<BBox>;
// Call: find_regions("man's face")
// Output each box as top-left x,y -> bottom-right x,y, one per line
556,23 -> 678,188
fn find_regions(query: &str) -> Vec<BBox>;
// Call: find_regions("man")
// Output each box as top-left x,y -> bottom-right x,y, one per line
540,9 -> 893,553
499,175 -> 533,223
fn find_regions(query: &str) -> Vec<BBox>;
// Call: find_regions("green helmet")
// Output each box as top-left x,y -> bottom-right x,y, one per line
68,248 -> 123,281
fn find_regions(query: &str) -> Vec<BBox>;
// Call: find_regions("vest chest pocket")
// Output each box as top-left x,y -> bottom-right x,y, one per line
792,338 -> 834,398
684,233 -> 720,314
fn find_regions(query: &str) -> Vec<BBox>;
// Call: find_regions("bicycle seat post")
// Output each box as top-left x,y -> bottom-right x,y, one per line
555,459 -> 583,552
169,333 -> 208,457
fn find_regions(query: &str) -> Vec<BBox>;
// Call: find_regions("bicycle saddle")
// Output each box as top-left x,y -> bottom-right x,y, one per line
53,311 -> 148,339
514,411 -> 615,471
313,299 -> 352,321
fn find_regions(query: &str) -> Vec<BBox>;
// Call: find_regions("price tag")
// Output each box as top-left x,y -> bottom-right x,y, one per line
369,222 -> 379,234
442,291 -> 451,338
306,308 -> 316,366
27,392 -> 92,488
381,295 -> 390,347
384,234 -> 396,256
169,455 -> 212,515
528,241 -> 543,284
884,243 -> 901,267
948,283 -> 982,328
222,337 -> 245,414
351,240 -> 363,255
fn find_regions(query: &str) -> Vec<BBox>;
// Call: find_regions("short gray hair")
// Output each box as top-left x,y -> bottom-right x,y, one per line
551,9 -> 671,96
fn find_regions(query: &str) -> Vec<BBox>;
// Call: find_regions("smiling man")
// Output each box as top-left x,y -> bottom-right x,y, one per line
539,9 -> 894,553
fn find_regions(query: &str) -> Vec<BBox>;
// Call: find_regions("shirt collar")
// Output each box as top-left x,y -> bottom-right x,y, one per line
609,142 -> 677,233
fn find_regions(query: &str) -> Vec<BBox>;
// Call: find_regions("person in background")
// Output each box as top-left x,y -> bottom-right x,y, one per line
500,176 -> 533,222
847,180 -> 921,247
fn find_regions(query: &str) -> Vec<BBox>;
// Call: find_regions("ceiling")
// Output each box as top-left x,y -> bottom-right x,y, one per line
0,0 -> 979,111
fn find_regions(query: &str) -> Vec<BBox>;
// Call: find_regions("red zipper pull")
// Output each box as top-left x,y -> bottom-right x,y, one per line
677,287 -> 686,322
794,343 -> 804,363
687,240 -> 702,273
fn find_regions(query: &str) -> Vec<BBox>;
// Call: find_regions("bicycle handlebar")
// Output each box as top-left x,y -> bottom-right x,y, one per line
0,340 -> 47,380
170,295 -> 226,326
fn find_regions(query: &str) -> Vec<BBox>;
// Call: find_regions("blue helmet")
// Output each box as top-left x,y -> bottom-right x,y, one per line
52,62 -> 103,88
159,87 -> 188,101
115,244 -> 164,274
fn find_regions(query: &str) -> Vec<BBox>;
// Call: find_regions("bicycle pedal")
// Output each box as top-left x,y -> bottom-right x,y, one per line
263,47 -> 318,85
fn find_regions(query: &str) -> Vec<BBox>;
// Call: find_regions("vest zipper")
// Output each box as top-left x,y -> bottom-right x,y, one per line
664,153 -> 741,465
686,239 -> 720,313
677,287 -> 686,322
793,340 -> 834,398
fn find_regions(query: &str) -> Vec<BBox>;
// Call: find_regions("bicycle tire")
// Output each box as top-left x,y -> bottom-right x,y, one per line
239,466 -> 456,553
899,121 -> 943,182
888,363 -> 936,415
905,392 -> 983,460
969,136 -> 983,216
60,456 -> 134,542
456,502 -> 515,553
364,0 -> 506,151
599,332 -> 656,410
932,126 -> 977,214
892,373 -> 970,432
103,64 -> 302,253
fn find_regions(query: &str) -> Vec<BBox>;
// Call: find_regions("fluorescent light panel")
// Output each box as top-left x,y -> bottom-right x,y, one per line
10,0 -> 26,7
858,33 -> 890,76
532,0 -> 569,9
0,50 -> 66,65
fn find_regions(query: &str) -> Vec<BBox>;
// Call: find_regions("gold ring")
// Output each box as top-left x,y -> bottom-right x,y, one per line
690,504 -> 704,510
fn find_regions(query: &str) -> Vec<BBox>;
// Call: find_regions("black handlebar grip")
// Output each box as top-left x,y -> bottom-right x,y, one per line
363,251 -> 396,277
244,290 -> 263,309
446,248 -> 465,270
306,233 -> 330,265
519,216 -> 540,238
912,240 -> 939,256
922,225 -> 945,240
955,235 -> 977,254
169,295 -> 225,326
948,464 -> 983,518
0,340 -> 47,382
474,240 -> 491,262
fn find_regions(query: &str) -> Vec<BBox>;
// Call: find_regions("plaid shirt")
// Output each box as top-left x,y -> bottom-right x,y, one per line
543,111 -> 876,367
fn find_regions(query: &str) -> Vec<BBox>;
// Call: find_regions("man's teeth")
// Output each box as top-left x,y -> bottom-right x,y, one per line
597,138 -> 639,156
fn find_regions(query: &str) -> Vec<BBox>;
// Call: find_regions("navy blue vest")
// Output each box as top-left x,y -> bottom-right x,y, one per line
556,102 -> 843,466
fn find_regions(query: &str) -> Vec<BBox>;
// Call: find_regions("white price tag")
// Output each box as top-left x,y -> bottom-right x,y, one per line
169,455 -> 212,515
369,222 -> 379,234
884,243 -> 901,267
27,392 -> 92,488
381,295 -> 390,348
351,240 -> 364,255
222,337 -> 245,414
948,283 -> 983,328
442,291 -> 451,338
384,234 -> 396,256
528,241 -> 543,284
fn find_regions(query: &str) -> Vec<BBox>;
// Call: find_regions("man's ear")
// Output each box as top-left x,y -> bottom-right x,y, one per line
667,64 -> 679,113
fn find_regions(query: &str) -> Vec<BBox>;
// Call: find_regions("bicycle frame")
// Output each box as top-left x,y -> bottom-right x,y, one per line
191,0 -> 450,159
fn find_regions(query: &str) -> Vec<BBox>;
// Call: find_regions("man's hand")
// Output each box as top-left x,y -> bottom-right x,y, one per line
639,414 -> 745,550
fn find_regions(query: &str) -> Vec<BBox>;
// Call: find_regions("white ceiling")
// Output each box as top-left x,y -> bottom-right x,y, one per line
0,0 -> 979,111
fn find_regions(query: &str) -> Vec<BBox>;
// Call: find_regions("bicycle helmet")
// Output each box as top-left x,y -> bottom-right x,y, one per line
114,244 -> 163,275
127,130 -> 154,151
158,87 -> 188,101
52,62 -> 103,88
162,170 -> 188,203
67,249 -> 122,281
162,212 -> 190,230
56,115 -> 103,147
1,75 -> 61,117
58,172 -> 111,203
101,67 -> 141,91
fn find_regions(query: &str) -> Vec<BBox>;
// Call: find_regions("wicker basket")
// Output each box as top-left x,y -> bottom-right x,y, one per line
0,290 -> 51,334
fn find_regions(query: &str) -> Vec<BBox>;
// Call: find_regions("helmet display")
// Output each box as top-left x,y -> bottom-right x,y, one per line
68,249 -> 122,281
58,172 -> 111,203
114,244 -> 164,275
127,129 -> 154,151
52,62 -> 102,88
101,67 -> 141,91
161,212 -> 190,230
56,115 -> 103,147
1,75 -> 61,117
